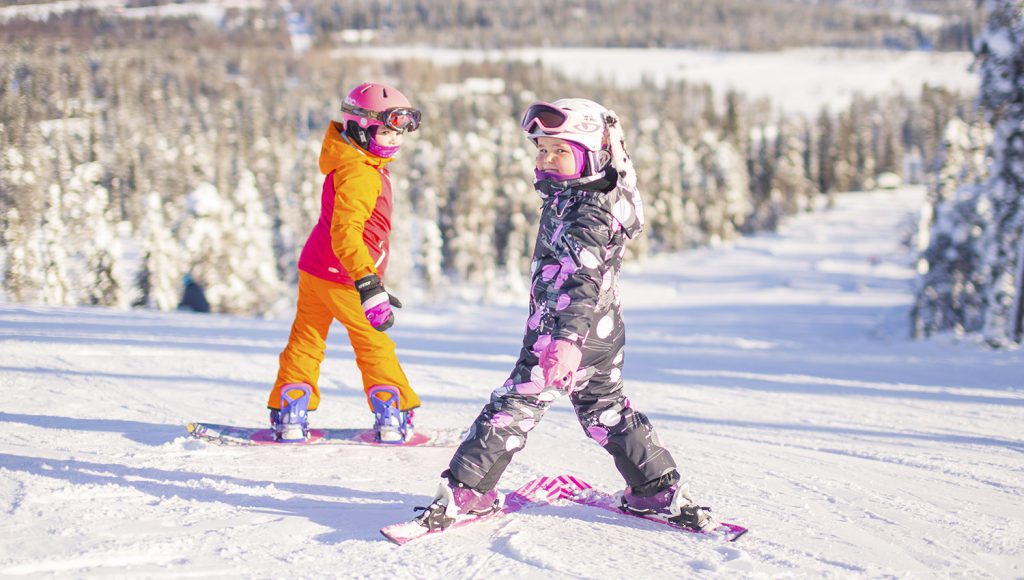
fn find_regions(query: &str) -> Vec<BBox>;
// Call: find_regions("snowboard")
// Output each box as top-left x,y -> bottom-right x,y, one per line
380,474 -> 747,545
186,422 -> 462,447
558,474 -> 748,542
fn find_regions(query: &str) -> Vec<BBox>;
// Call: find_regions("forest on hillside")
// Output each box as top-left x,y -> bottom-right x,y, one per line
0,4 -> 977,317
285,0 -> 977,51
0,0 -> 978,51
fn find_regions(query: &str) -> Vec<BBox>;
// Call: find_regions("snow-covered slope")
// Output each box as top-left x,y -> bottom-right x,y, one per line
351,46 -> 977,116
1,187 -> 1021,578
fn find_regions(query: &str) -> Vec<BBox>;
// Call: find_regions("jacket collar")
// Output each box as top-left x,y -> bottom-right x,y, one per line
533,167 -> 618,198
319,120 -> 394,175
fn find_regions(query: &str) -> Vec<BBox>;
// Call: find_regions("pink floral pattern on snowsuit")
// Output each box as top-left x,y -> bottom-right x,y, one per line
448,170 -> 679,492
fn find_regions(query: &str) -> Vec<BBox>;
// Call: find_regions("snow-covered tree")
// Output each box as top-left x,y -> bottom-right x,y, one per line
912,0 -> 1024,345
976,0 -> 1024,345
40,184 -> 71,306
72,162 -> 127,308
492,121 -> 538,298
1,145 -> 45,302
223,169 -> 287,315
772,125 -> 818,216
2,207 -> 43,303
178,174 -> 288,316
441,130 -> 500,293
691,131 -> 751,245
404,138 -> 446,291
635,116 -> 690,250
911,183 -> 991,338
179,182 -> 229,312
134,192 -> 183,311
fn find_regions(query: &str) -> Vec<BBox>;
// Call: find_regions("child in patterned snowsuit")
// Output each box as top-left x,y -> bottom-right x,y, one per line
267,83 -> 422,444
414,98 -> 713,532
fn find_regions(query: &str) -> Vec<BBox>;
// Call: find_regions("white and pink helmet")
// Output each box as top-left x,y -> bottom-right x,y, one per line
522,98 -> 612,178
341,83 -> 421,156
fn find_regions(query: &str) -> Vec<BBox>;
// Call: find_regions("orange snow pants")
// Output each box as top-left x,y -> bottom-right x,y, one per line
268,271 -> 420,412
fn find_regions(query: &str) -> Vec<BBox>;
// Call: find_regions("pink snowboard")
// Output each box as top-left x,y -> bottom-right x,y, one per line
380,474 -> 747,545
187,422 -> 443,447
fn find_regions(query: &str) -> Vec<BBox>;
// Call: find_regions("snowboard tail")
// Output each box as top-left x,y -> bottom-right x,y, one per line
186,422 -> 461,447
561,475 -> 748,541
380,474 -> 747,545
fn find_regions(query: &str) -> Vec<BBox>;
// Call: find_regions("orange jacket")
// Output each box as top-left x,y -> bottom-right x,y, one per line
298,121 -> 395,286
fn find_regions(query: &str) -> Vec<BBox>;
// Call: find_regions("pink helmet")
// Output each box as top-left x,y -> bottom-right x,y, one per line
341,83 -> 420,133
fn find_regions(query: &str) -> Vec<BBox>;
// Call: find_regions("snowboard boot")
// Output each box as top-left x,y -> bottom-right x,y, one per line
620,482 -> 714,532
414,473 -> 502,531
270,383 -> 311,442
368,385 -> 413,443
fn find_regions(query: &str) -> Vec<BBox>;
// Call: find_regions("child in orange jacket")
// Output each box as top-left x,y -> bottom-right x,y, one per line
268,82 -> 422,444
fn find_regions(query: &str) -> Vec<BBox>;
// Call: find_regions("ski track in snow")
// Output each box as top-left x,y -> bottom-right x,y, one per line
1,187 -> 1023,578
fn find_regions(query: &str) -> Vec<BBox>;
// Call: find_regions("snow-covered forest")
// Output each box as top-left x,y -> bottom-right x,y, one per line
911,0 -> 1024,346
264,0 -> 980,51
0,1 -> 978,319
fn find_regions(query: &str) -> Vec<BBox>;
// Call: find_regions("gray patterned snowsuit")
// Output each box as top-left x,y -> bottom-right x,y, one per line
448,170 -> 680,493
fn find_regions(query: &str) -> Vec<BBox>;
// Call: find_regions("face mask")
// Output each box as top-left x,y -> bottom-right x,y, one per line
368,139 -> 400,158
368,127 -> 401,158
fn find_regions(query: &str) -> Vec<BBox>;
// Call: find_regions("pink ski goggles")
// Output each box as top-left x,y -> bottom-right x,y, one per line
342,104 -> 421,132
521,101 -> 569,133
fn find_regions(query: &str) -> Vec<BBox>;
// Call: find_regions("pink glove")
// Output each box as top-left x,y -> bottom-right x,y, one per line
355,274 -> 401,332
539,339 -> 583,392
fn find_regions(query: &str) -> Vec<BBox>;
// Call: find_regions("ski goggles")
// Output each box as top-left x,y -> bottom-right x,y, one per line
521,101 -> 568,133
342,104 -> 421,132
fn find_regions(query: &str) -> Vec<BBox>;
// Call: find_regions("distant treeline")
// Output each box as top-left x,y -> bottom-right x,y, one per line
0,8 -> 973,315
293,0 -> 976,51
0,0 -> 977,51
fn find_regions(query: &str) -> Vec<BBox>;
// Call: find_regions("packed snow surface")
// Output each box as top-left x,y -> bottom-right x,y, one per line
1,188 -> 1022,578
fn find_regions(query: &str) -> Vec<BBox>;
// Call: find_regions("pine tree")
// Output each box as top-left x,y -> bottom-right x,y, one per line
404,138 -> 446,291
441,130 -> 500,295
223,169 -> 287,315
815,107 -> 837,197
1,142 -> 45,302
2,207 -> 43,303
179,182 -> 228,313
73,161 -> 127,308
134,192 -> 183,311
912,0 -> 1024,345
492,121 -> 537,295
772,124 -> 816,216
40,184 -> 72,306
976,0 -> 1024,345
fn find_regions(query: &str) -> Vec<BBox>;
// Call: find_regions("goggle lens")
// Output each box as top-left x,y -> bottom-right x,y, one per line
385,108 -> 421,132
521,103 -> 567,132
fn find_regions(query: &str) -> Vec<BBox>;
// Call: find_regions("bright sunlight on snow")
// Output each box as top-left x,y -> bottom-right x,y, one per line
1,187 -> 1021,578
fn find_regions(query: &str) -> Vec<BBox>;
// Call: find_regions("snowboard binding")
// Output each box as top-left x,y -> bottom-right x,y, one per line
413,477 -> 502,531
368,385 -> 413,444
619,483 -> 714,532
270,383 -> 311,442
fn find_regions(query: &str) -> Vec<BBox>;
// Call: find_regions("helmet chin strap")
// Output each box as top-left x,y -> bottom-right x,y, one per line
345,120 -> 372,151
